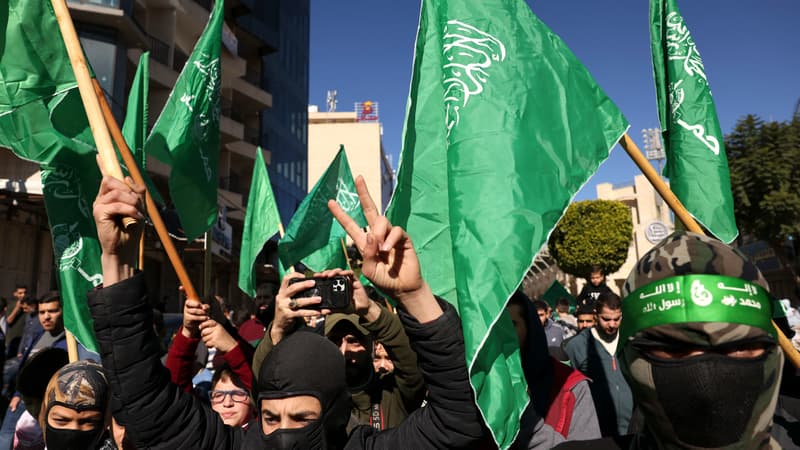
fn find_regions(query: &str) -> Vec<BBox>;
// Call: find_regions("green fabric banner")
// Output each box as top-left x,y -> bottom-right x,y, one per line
279,146 -> 366,272
41,155 -> 104,354
0,0 -> 95,162
385,0 -> 629,446
650,0 -> 738,243
239,147 -> 281,297
145,0 -> 223,241
120,51 -> 163,205
0,0 -> 100,352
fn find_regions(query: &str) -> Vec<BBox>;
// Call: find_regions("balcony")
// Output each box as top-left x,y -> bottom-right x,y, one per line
128,48 -> 177,89
220,115 -> 244,144
67,0 -> 149,48
148,35 -> 171,66
227,77 -> 272,115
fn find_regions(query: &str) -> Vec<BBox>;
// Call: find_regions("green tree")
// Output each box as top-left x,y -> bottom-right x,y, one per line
548,200 -> 633,277
726,114 -> 800,247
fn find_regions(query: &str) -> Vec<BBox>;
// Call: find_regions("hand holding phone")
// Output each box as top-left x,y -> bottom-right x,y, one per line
289,275 -> 352,312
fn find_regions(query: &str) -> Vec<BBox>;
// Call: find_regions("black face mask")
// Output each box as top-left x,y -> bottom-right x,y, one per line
345,349 -> 374,391
256,304 -> 275,325
649,352 -> 770,448
45,424 -> 104,450
245,419 -> 325,450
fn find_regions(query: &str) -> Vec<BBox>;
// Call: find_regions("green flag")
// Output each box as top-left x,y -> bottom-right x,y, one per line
0,0 -> 101,352
239,147 -> 281,297
279,146 -> 366,272
145,0 -> 223,241
0,0 -> 94,161
120,51 -> 164,205
385,0 -> 629,447
650,0 -> 738,243
41,154 -> 103,354
541,280 -> 576,310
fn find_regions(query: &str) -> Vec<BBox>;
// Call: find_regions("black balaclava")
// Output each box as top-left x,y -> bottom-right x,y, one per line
246,330 -> 351,450
325,314 -> 374,392
40,361 -> 111,450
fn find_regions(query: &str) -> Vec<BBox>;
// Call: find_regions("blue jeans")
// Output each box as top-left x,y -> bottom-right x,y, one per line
0,399 -> 25,450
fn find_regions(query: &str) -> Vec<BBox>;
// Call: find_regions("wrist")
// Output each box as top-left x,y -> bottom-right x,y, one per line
101,254 -> 135,286
270,326 -> 284,346
180,325 -> 198,339
394,282 -> 433,305
219,340 -> 237,353
394,282 -> 442,324
363,300 -> 382,323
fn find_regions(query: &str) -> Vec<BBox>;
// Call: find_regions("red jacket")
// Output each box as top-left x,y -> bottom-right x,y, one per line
545,358 -> 589,438
165,326 -> 254,392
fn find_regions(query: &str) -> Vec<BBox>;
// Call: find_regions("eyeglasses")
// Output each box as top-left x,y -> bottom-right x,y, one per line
209,389 -> 250,404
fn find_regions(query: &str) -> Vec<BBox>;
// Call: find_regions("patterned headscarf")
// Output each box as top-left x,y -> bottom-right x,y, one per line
40,361 -> 111,432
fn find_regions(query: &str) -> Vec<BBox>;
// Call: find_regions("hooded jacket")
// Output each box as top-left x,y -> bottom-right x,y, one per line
510,294 -> 600,449
88,273 -> 484,449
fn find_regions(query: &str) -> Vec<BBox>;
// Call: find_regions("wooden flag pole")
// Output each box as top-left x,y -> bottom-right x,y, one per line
619,133 -> 800,368
65,331 -> 79,361
92,78 -> 201,302
341,238 -> 353,270
618,134 -> 702,234
139,233 -> 146,270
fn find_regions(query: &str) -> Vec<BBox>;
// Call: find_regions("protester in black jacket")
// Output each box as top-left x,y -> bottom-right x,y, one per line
89,175 -> 485,450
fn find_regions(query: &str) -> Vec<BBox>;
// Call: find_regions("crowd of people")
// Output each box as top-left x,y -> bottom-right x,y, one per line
0,175 -> 796,449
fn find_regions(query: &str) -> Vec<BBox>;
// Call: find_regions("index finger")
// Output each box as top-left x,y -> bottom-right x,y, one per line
328,200 -> 366,250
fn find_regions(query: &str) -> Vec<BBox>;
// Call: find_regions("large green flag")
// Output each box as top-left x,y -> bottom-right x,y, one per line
120,51 -> 164,205
385,0 -> 629,447
0,0 -> 100,352
279,146 -> 366,272
145,0 -> 223,241
122,52 -> 149,172
0,0 -> 95,161
41,154 -> 103,354
650,0 -> 738,243
239,147 -> 281,297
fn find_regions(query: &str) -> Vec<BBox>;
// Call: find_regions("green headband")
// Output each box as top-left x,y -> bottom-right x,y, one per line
620,274 -> 776,343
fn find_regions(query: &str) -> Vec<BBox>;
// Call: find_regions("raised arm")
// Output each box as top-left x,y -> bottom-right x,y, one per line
90,176 -> 241,449
327,177 -> 441,324
329,177 -> 484,449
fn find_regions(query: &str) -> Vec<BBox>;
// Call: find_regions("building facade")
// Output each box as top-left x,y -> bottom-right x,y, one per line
307,105 -> 395,211
0,0 -> 308,311
595,174 -> 674,293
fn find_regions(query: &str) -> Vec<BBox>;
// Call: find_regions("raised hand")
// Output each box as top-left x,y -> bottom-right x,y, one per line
199,319 -> 237,353
92,176 -> 145,285
270,272 -> 330,345
328,176 -> 441,322
315,268 -> 381,322
181,298 -> 208,339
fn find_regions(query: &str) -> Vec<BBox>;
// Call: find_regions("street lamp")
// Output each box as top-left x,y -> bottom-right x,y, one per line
642,128 -> 668,219
641,128 -> 665,174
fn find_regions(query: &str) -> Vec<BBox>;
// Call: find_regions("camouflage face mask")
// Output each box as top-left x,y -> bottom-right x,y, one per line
618,231 -> 783,449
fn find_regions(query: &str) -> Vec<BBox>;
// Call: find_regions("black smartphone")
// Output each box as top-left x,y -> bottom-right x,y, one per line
289,276 -> 352,312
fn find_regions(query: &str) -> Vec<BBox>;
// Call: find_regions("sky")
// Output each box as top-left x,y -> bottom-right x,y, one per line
309,1 -> 799,201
